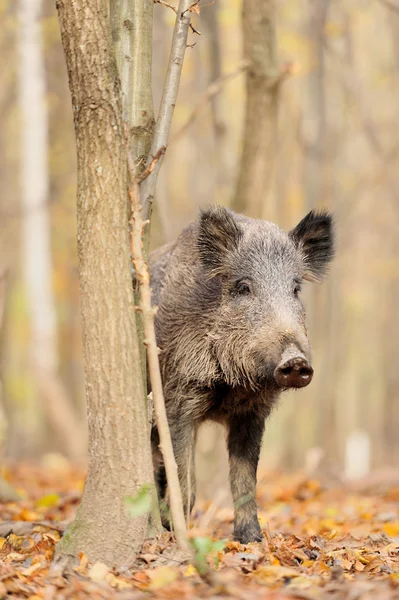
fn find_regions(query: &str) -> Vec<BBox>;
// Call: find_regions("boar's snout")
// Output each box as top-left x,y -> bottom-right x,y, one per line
274,345 -> 313,389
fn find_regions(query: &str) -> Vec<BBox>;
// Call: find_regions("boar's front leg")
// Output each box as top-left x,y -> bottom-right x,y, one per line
227,413 -> 265,543
156,420 -> 196,530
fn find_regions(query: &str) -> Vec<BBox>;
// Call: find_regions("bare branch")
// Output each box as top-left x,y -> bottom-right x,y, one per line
172,60 -> 249,143
141,0 -> 193,225
129,178 -> 190,555
136,147 -> 167,183
154,0 -> 201,35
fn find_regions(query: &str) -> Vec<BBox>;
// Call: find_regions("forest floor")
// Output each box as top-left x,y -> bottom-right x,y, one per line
0,458 -> 398,599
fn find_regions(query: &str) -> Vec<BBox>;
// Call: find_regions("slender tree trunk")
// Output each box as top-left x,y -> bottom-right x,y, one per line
302,0 -> 329,454
55,0 -> 153,566
111,0 -> 155,174
111,0 -> 162,532
18,0 -> 85,459
202,4 -> 231,204
0,271 -> 20,502
302,0 -> 329,211
232,0 -> 278,218
110,0 -> 156,412
141,0 -> 193,229
384,16 -> 399,465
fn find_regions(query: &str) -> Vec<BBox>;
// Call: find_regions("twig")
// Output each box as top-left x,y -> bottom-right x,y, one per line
128,179 -> 190,555
141,0 -> 194,224
135,147 -> 167,184
172,60 -> 249,143
182,0 -> 200,16
186,441 -> 192,528
154,0 -> 201,35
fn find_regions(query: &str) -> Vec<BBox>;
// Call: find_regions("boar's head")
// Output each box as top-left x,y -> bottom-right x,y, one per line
197,206 -> 334,391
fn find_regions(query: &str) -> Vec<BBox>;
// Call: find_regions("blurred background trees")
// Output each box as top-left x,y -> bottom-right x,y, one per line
1,0 -> 398,489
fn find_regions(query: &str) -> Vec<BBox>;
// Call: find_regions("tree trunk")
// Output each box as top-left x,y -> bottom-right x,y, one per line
202,4 -> 231,204
0,271 -> 20,502
55,0 -> 153,566
301,0 -> 329,456
18,0 -> 85,459
141,0 -> 193,228
302,0 -> 329,211
232,0 -> 278,218
110,0 -> 156,413
111,0 -> 155,174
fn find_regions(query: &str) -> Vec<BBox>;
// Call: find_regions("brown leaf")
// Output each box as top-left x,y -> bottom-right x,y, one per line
188,2 -> 200,13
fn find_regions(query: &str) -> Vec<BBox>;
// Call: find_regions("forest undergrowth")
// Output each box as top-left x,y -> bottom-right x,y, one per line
0,459 -> 398,599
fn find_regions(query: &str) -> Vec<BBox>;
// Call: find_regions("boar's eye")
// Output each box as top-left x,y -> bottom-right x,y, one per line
293,280 -> 301,296
235,279 -> 253,296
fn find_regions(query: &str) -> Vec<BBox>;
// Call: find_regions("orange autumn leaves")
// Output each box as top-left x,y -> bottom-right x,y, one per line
0,462 -> 398,599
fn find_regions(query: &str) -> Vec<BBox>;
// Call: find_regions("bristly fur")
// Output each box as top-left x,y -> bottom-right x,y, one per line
197,205 -> 243,272
148,205 -> 334,543
289,210 -> 334,282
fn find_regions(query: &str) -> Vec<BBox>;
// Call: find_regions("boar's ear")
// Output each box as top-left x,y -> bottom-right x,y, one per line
198,206 -> 242,271
289,210 -> 334,281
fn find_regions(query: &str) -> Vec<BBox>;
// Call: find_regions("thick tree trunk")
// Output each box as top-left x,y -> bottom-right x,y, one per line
55,0 -> 153,566
232,0 -> 278,218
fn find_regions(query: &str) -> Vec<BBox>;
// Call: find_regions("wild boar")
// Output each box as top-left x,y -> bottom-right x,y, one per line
149,206 -> 334,543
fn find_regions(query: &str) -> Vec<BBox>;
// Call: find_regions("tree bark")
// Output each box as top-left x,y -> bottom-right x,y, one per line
232,0 -> 278,218
55,0 -> 153,566
111,0 -> 155,174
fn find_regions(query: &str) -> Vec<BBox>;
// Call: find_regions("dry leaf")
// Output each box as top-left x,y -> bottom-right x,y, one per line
147,566 -> 178,590
188,2 -> 200,14
88,562 -> 109,582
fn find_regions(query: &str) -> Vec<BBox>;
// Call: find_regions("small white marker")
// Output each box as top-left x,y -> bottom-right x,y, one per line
344,429 -> 371,480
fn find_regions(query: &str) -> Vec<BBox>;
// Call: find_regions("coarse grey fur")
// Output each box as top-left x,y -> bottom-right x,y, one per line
148,206 -> 334,543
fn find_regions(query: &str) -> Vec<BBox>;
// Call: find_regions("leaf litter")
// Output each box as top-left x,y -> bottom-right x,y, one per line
0,461 -> 398,599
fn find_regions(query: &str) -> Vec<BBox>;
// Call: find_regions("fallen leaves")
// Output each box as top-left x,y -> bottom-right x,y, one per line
0,463 -> 399,599
147,566 -> 179,590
